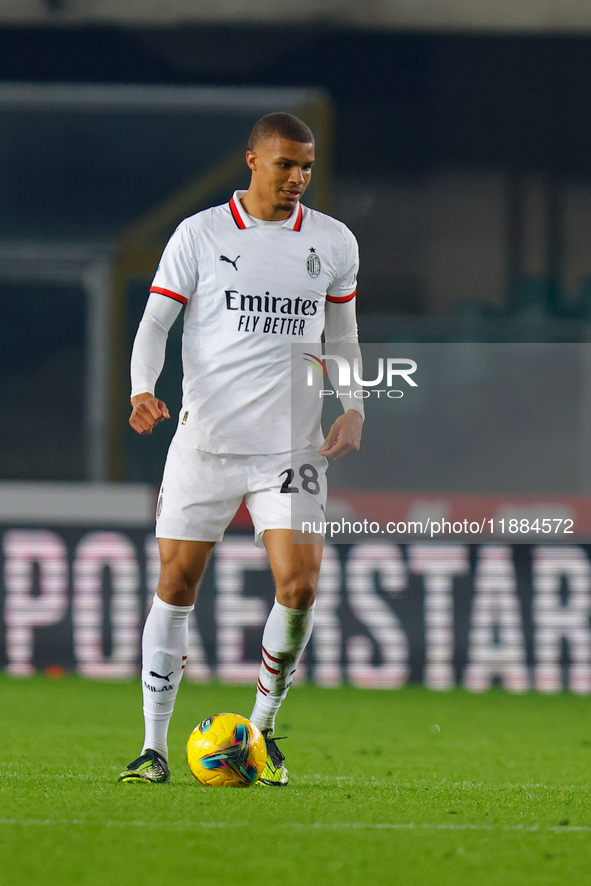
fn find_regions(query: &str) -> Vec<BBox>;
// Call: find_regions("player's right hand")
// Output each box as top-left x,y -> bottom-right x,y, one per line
129,393 -> 170,435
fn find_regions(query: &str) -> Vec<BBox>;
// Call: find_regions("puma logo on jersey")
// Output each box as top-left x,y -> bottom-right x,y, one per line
149,670 -> 174,681
220,254 -> 240,270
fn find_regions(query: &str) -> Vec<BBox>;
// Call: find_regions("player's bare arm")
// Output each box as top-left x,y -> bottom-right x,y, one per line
318,408 -> 363,460
129,392 -> 170,435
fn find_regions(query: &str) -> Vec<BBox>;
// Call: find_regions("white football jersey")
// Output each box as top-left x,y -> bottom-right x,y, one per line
148,191 -> 359,455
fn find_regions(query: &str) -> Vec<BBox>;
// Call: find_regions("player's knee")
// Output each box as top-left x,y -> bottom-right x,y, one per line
157,569 -> 198,606
276,577 -> 316,610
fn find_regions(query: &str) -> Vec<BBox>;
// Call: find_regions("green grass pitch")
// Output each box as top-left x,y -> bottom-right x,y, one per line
2,675 -> 591,886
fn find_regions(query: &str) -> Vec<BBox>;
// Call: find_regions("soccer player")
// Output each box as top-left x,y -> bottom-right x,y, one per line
119,112 -> 363,786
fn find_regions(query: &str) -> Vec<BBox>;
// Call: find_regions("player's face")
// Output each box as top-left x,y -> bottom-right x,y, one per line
245,136 -> 315,220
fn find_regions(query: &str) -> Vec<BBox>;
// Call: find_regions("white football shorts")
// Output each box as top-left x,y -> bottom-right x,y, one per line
155,434 -> 328,547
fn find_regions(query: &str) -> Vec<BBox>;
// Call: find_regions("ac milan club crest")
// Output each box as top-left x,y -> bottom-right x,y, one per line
306,247 -> 321,277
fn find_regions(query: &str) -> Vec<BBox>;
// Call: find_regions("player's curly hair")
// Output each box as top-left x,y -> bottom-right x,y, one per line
248,112 -> 314,150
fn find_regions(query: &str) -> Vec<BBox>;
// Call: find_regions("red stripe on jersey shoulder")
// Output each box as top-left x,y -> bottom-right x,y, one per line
327,289 -> 356,304
229,195 -> 246,229
150,286 -> 188,305
293,203 -> 303,231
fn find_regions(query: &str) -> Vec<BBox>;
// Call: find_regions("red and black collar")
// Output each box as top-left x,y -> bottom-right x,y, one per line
229,191 -> 303,231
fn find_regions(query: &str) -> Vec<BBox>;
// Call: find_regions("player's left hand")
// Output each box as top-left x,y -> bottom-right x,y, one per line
318,409 -> 363,461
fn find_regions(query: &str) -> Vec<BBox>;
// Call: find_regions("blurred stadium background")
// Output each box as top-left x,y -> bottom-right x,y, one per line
2,0 -> 591,692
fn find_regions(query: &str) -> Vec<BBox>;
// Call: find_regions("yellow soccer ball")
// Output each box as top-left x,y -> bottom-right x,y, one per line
187,713 -> 267,787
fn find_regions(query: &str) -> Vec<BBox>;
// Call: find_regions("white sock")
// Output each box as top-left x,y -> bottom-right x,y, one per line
141,593 -> 193,760
250,598 -> 315,733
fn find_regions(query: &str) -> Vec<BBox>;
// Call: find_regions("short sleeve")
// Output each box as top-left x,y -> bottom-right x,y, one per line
326,225 -> 358,304
149,220 -> 198,305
